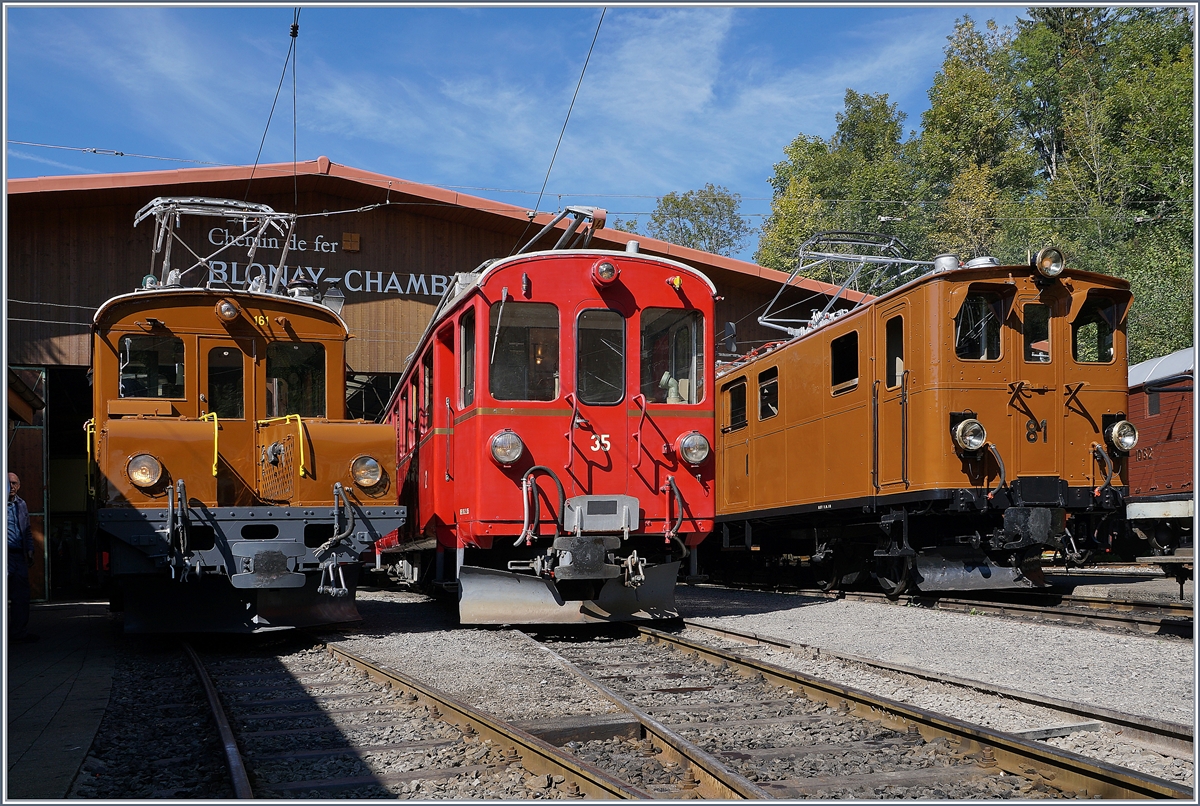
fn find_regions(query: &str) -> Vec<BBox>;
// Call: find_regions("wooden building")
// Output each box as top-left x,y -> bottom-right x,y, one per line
6,156 -> 850,599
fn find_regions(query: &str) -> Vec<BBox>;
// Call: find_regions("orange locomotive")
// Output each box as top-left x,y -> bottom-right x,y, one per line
89,198 -> 406,632
714,234 -> 1137,593
374,208 -> 716,623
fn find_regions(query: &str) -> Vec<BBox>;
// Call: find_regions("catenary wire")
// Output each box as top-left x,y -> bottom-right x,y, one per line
245,9 -> 300,202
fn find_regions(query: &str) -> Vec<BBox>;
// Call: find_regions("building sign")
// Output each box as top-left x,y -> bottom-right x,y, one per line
205,227 -> 449,298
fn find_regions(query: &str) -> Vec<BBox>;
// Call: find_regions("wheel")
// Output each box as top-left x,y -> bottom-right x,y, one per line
815,566 -> 841,592
875,555 -> 913,599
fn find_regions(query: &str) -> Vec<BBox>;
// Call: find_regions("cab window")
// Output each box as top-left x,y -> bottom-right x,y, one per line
1023,304 -> 1051,363
119,335 -> 185,398
641,308 -> 704,404
885,315 -> 904,388
831,331 -> 859,394
460,308 -> 476,407
1073,297 -> 1116,363
207,346 -> 244,418
489,302 -> 559,401
758,367 -> 779,420
723,381 -> 747,432
955,293 -> 1003,360
577,309 -> 625,405
266,343 -> 325,417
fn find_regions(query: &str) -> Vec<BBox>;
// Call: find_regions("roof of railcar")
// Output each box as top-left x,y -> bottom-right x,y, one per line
93,286 -> 349,333
1129,347 -> 1193,389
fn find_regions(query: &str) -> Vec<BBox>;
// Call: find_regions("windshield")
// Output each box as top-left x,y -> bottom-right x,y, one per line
640,308 -> 704,403
266,342 -> 326,417
489,302 -> 559,401
120,335 -> 185,398
955,293 -> 1003,360
577,309 -> 625,405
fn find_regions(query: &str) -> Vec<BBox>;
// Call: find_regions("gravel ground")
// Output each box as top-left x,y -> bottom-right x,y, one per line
321,588 -> 620,721
675,585 -> 1195,728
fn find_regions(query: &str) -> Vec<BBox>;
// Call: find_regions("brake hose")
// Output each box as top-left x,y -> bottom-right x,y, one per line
1092,443 -> 1114,498
986,443 -> 1006,500
664,477 -> 689,559
513,466 -> 566,546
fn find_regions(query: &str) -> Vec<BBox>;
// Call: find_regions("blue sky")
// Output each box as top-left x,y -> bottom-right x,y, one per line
5,4 -> 1024,260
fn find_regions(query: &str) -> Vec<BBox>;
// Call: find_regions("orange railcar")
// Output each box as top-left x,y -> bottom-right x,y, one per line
714,238 -> 1136,593
89,198 -> 405,632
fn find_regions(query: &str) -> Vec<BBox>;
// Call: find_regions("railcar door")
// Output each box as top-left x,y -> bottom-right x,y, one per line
875,304 -> 909,489
1009,295 -> 1061,477
719,378 -> 749,509
199,336 -> 255,505
568,304 -> 630,496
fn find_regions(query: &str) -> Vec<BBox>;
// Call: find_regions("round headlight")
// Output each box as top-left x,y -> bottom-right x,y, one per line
351,455 -> 383,488
489,430 -> 524,465
1106,420 -> 1139,452
591,260 -> 619,286
127,454 -> 163,488
215,298 -> 241,322
678,431 -> 711,465
1034,247 -> 1065,278
952,419 -> 988,452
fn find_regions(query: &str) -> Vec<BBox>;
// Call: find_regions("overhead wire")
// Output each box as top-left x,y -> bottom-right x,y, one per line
245,8 -> 301,202
509,7 -> 606,255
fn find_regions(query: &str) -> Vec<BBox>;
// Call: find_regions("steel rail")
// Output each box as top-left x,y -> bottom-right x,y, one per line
521,633 -> 770,799
635,626 -> 1192,799
182,642 -> 254,799
783,588 -> 1192,636
681,618 -> 1194,759
322,640 -> 651,799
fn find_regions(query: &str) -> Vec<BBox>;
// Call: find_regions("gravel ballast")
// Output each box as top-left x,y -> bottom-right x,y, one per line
675,585 -> 1194,728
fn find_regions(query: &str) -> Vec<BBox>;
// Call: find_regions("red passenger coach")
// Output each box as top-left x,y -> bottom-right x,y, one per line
376,209 -> 716,623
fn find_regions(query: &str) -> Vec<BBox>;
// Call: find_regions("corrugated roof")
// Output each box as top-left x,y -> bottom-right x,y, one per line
1129,347 -> 1194,388
7,155 -> 863,302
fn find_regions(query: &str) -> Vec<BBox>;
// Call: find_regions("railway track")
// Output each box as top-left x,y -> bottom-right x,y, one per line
183,638 -> 647,798
523,626 -> 1192,800
710,584 -> 1193,637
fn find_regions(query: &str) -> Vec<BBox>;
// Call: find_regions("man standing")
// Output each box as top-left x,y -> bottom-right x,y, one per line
8,472 -> 36,643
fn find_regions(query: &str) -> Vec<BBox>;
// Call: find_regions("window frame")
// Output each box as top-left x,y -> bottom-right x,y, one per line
487,300 -> 560,402
264,341 -> 327,419
575,307 -> 626,406
460,307 -> 476,408
757,366 -> 779,421
885,315 -> 904,390
954,292 -> 1005,362
1022,302 -> 1052,364
830,331 -> 859,396
722,380 -> 748,433
639,308 -> 705,405
1072,295 -> 1118,365
118,334 -> 187,400
206,344 -> 245,419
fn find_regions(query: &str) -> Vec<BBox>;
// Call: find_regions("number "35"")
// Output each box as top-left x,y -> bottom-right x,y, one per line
589,433 -> 611,452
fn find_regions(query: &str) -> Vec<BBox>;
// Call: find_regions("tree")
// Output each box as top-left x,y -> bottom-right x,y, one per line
645,184 -> 752,256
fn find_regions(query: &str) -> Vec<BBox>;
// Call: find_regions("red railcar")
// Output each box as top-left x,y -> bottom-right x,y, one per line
375,209 -> 716,623
1125,347 -> 1193,557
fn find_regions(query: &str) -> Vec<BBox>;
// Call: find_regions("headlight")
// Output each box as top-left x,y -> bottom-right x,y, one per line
591,260 -> 619,287
1106,420 -> 1138,452
214,298 -> 241,322
1034,247 -> 1065,278
489,430 -> 524,465
127,454 -> 163,488
952,419 -> 987,452
350,455 -> 383,487
677,431 -> 711,465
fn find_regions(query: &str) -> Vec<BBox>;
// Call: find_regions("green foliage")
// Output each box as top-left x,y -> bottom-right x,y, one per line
608,216 -> 641,234
645,183 -> 753,257
755,8 -> 1193,360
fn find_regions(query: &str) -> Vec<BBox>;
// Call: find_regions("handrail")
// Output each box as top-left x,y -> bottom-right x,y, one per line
900,369 -> 909,486
444,397 -> 453,481
564,392 -> 579,472
631,393 -> 648,470
199,413 -> 219,477
257,414 -> 308,477
83,418 -> 95,496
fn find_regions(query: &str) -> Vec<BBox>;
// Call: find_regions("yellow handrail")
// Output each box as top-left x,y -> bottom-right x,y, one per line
200,412 -> 219,477
83,418 -> 95,496
256,414 -> 309,477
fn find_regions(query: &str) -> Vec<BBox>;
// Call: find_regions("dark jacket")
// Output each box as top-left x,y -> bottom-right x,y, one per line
7,495 -> 32,577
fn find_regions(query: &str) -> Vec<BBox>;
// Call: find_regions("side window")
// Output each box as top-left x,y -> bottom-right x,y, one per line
460,308 -> 476,407
577,309 -> 625,405
265,343 -> 325,418
1147,390 -> 1160,416
1073,297 -> 1116,363
489,302 -> 559,401
758,367 -> 779,420
421,351 -> 433,433
885,315 -> 904,389
640,308 -> 705,404
723,381 -> 747,432
119,335 -> 185,398
830,331 -> 859,395
1023,303 -> 1051,363
207,346 -> 244,418
955,293 -> 1002,360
